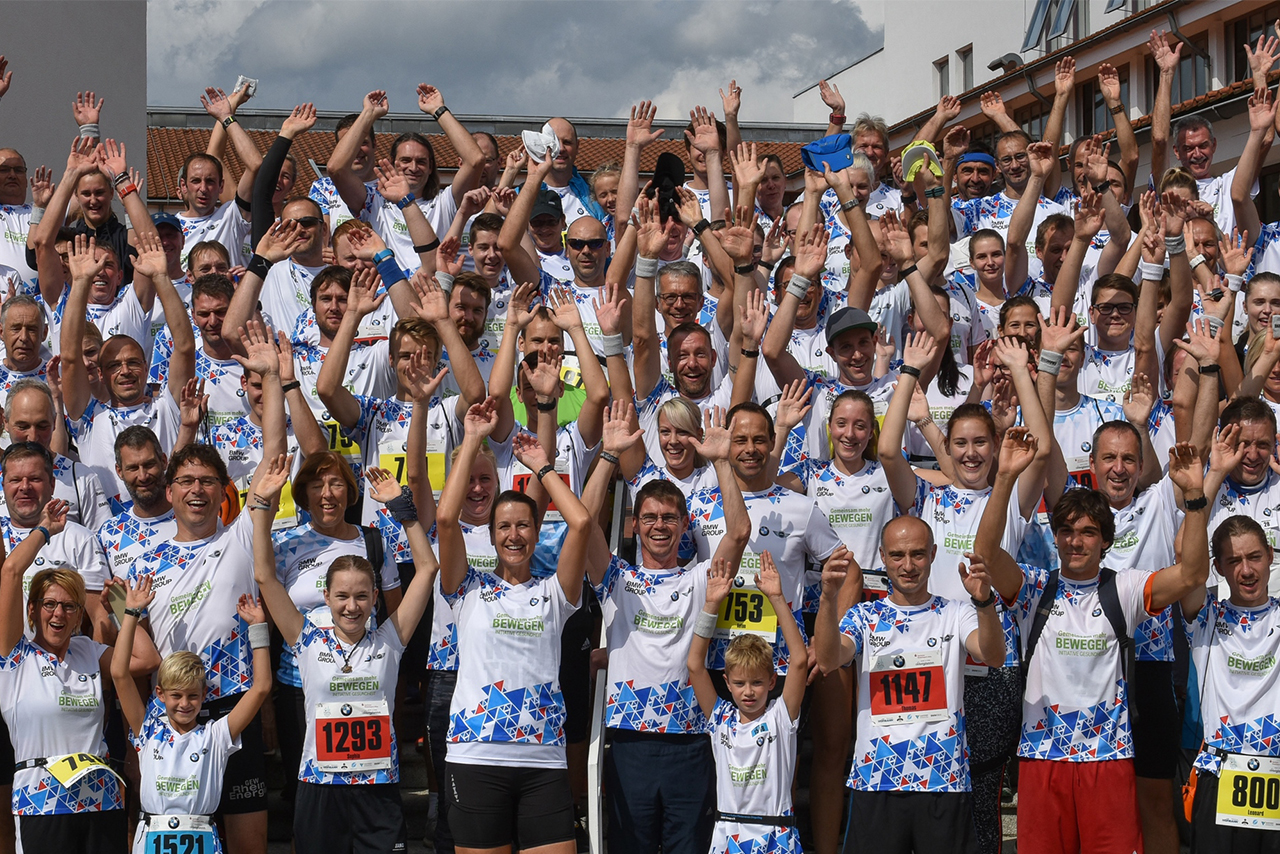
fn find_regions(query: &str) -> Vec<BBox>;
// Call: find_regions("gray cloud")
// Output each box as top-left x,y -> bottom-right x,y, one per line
147,0 -> 881,123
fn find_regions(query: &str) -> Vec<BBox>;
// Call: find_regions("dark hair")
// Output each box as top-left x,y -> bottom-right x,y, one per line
1,441 -> 53,478
292,451 -> 359,514
997,129 -> 1033,150
1212,515 -> 1271,561
683,118 -> 727,153
1091,272 -> 1139,304
1091,420 -> 1143,464
469,213 -> 504,246
451,272 -> 493,311
391,132 -> 439,198
489,489 -> 538,537
164,443 -> 230,486
114,426 -> 163,468
634,480 -> 689,520
912,284 -> 961,397
667,322 -> 713,352
180,152 -> 223,184
186,240 -> 230,272
335,113 -> 375,148
945,403 -> 996,440
1221,395 -> 1279,435
1035,214 -> 1074,251
325,555 -> 376,592
1247,271 -> 1280,297
310,265 -> 352,304
968,228 -> 1004,256
1049,488 -> 1115,549
192,273 -> 235,304
727,402 -> 776,440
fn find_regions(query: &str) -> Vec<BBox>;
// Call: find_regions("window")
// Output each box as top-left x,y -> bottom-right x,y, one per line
1230,4 -> 1280,84
1015,101 -> 1049,140
936,58 -> 950,98
1078,65 -> 1130,136
1046,0 -> 1079,51
958,46 -> 974,92
1145,33 -> 1209,107
969,121 -> 1001,156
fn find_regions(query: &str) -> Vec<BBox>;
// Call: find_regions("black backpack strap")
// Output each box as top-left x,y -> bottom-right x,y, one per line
1020,569 -> 1059,683
1097,568 -> 1137,725
361,526 -> 388,624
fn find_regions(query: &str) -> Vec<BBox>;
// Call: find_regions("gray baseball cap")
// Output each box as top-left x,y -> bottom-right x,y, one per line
825,306 -> 878,346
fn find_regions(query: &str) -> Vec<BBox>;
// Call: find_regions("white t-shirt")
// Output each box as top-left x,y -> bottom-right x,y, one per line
71,395 -> 183,505
130,710 -> 239,820
209,414 -> 306,531
292,617 -> 405,785
444,569 -> 579,768
0,516 -> 110,609
128,514 -> 259,701
1197,167 -> 1256,238
1054,396 -> 1126,483
707,698 -> 800,854
794,458 -> 898,594
544,183 -> 593,226
0,635 -> 122,815
1011,564 -> 1156,761
194,349 -> 249,428
595,556 -> 708,734
0,204 -> 36,285
0,455 -> 110,534
1077,342 -> 1135,403
841,595 -> 979,791
1105,478 -> 1182,663
308,176 -> 373,233
426,521 -> 494,672
259,260 -> 327,342
636,374 -> 734,467
292,338 -> 396,427
99,508 -> 178,581
178,203 -> 252,268
366,186 -> 458,273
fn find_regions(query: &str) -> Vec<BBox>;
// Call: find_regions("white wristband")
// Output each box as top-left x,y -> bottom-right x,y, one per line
1164,234 -> 1187,255
435,271 -> 455,292
602,333 -> 624,357
1205,315 -> 1224,337
247,622 -> 270,650
1138,260 -> 1165,281
1037,350 -> 1064,375
693,609 -> 718,639
1226,274 -> 1245,293
1188,253 -> 1206,270
78,123 -> 100,139
635,256 -> 660,279
787,273 -> 812,302
29,206 -> 44,226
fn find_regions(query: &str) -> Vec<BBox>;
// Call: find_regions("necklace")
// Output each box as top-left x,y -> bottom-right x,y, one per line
337,632 -> 366,674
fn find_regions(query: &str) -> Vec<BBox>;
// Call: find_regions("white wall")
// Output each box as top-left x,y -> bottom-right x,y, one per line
0,1 -> 148,193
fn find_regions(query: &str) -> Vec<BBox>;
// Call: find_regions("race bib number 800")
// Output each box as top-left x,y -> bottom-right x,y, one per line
1217,754 -> 1280,829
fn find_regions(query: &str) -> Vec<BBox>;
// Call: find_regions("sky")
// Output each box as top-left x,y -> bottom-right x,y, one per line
147,0 -> 882,123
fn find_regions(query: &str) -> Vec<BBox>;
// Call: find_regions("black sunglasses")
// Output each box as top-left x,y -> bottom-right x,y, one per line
290,216 -> 324,228
566,238 -> 606,251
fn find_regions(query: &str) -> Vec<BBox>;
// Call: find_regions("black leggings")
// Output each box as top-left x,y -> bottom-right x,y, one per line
963,666 -> 1022,854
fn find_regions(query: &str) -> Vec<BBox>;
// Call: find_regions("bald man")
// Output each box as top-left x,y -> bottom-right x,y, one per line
541,117 -> 598,225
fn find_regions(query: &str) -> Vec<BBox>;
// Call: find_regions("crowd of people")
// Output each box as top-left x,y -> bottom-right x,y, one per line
0,22 -> 1278,854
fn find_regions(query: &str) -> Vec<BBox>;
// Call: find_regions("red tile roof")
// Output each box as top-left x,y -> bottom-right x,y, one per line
145,127 -> 807,204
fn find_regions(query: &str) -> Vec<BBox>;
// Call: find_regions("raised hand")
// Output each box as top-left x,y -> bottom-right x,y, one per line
72,90 -> 104,126
1248,87 -> 1277,135
992,335 -> 1031,374
462,397 -> 500,438
373,157 -> 413,204
491,186 -> 516,217
236,594 -> 266,626
547,286 -> 584,332
403,348 -> 449,402
686,106 -> 721,154
39,498 -> 70,538
674,186 -> 705,229
942,125 -> 971,161
601,399 -> 643,457
738,288 -> 769,346
593,281 -> 625,337
820,545 -> 852,597
29,166 -> 54,209
435,235 -> 465,277
409,271 -> 450,324
512,430 -> 551,473
508,280 -> 540,333
762,219 -> 787,265
346,225 -> 389,262
822,159 -> 852,196
416,84 -> 444,115
347,268 -> 386,319
635,196 -> 674,259
364,89 -> 390,119
729,142 -> 764,189
1026,140 -> 1056,181
1172,317 -> 1223,367
979,91 -> 1009,122
256,219 -> 305,264
228,80 -> 254,112
626,101 -> 665,148
131,231 -> 168,279
1150,30 -> 1182,76
1167,442 -> 1205,494
1123,372 -> 1156,427
96,139 -> 128,181
720,80 -> 742,119
999,426 -> 1039,477
65,136 -> 96,177
255,453 -> 295,503
718,205 -> 757,265
67,234 -> 105,284
1054,56 -> 1076,98
281,103 -> 317,139
688,406 -> 730,463
1074,188 -> 1106,240
1098,63 -> 1123,105
458,187 -> 492,219
200,87 -> 235,122
818,80 -> 845,115
880,210 -> 915,267
774,380 -> 813,436
907,383 -> 932,425
274,332 -> 297,384
522,354 -> 562,400
0,56 -> 11,99
758,550 -> 784,600
959,552 -> 993,601
705,558 -> 736,609
1084,136 -> 1111,185
1039,306 -> 1085,356
792,222 -> 829,281
179,378 -> 209,429
233,320 -> 281,376
1245,32 -> 1280,88
1220,228 -> 1254,277
1208,423 -> 1245,477
902,330 -> 939,372
125,575 -> 156,612
366,466 -> 404,504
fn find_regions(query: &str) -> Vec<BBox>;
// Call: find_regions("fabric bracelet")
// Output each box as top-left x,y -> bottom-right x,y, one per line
602,333 -> 624,357
78,123 -> 100,139
786,273 -> 812,302
1137,260 -> 1165,281
387,487 -> 418,524
435,271 -> 455,292
1164,234 -> 1187,255
1037,350 -> 1064,375
635,256 -> 660,279
693,610 -> 718,639
1225,274 -> 1245,293
247,622 -> 271,650
30,206 -> 44,226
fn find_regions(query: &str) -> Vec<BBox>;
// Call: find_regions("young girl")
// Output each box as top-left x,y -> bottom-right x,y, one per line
111,578 -> 271,854
687,553 -> 809,854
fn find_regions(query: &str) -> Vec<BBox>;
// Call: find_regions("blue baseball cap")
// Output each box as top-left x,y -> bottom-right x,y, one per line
801,133 -> 855,173
151,211 -> 182,232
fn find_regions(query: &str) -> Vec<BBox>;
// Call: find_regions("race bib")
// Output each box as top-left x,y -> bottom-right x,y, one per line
236,475 -> 296,531
714,552 -> 779,640
324,420 -> 360,463
869,650 -> 948,725
862,570 -> 890,602
144,815 -> 216,854
378,433 -> 445,497
1217,753 -> 1280,829
1065,454 -> 1094,490
511,460 -> 572,520
44,752 -> 121,789
314,700 -> 393,773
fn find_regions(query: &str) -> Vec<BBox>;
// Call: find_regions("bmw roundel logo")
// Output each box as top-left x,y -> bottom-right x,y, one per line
322,410 -> 331,420
862,486 -> 870,494
927,637 -> 937,647
1249,758 -> 1261,771
671,592 -> 680,602
734,576 -> 746,588
34,557 -> 43,566
893,655 -> 905,668
1082,441 -> 1092,452
189,752 -> 199,762
168,817 -> 180,830
756,736 -> 765,746
373,319 -> 382,327
340,704 -> 352,716
236,388 -> 246,397
759,525 -> 769,536
530,597 -> 539,606
78,674 -> 87,682
1092,607 -> 1103,617
1266,509 -> 1273,517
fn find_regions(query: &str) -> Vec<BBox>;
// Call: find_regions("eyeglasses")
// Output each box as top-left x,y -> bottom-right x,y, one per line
566,238 -> 606,252
658,293 -> 701,306
170,476 -> 223,489
0,166 -> 27,176
638,513 -> 682,527
290,216 -> 323,228
997,152 -> 1029,166
39,600 -> 82,614
1092,303 -> 1135,316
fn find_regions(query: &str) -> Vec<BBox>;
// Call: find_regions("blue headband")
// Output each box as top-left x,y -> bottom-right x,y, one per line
957,152 -> 996,168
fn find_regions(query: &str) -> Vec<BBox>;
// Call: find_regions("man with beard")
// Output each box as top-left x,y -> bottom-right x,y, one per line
61,235 -> 193,505
437,272 -> 495,399
95,426 -> 177,576
1,380 -> 110,532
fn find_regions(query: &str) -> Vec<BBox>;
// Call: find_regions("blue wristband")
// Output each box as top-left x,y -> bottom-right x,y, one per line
372,249 -> 394,264
376,255 -> 407,286
395,192 -> 416,211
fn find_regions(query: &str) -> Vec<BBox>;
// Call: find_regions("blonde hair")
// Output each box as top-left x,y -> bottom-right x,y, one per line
723,634 -> 774,678
26,569 -> 87,631
450,439 -> 497,468
657,397 -> 707,468
157,651 -> 207,693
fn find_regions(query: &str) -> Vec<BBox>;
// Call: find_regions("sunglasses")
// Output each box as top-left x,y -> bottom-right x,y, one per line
566,238 -> 606,252
290,216 -> 324,228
